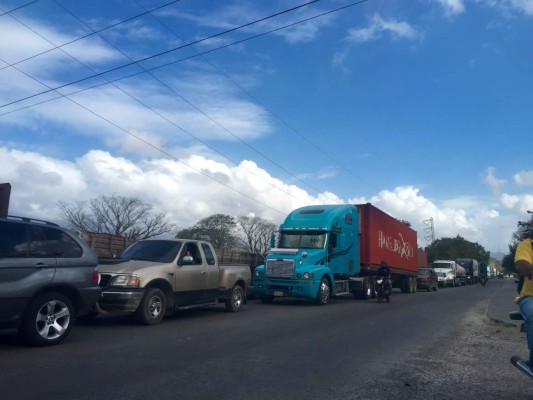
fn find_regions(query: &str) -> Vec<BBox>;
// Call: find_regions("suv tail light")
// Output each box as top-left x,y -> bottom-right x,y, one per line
92,268 -> 100,285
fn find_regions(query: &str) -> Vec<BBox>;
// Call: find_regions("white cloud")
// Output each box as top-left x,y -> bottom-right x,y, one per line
346,14 -> 422,44
0,147 -> 530,253
435,0 -> 466,16
477,0 -> 533,16
483,166 -> 506,194
514,170 -> 533,186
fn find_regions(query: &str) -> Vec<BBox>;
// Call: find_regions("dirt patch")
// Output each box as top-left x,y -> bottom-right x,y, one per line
352,300 -> 532,400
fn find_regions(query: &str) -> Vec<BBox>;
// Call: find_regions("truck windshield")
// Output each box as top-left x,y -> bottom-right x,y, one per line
120,240 -> 183,263
278,231 -> 327,249
432,263 -> 452,269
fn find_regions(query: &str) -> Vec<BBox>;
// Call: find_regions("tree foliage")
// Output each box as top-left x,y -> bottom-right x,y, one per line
425,235 -> 490,264
175,213 -> 277,256
501,217 -> 533,274
235,215 -> 277,258
175,214 -> 238,250
58,194 -> 174,240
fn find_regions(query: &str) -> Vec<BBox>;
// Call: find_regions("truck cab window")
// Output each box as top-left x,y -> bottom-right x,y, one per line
182,243 -> 202,265
201,243 -> 216,265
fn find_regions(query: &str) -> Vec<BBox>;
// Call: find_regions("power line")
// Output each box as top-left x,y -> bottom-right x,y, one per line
0,0 -> 184,69
1,2 -> 321,208
4,0 -> 330,205
0,0 -> 325,109
0,54 -> 289,217
0,0 -> 369,118
0,0 -> 40,16
1,0 -> 372,201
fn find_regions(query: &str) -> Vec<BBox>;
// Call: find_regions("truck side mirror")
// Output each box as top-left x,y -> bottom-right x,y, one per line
180,255 -> 194,265
270,232 -> 276,249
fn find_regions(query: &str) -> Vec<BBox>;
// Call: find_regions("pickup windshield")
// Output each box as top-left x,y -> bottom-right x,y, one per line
278,231 -> 327,249
120,240 -> 183,263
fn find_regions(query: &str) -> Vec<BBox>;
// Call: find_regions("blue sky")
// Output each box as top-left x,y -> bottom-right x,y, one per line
0,0 -> 532,255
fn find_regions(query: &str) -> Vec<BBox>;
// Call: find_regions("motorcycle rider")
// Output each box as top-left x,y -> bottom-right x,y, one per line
376,260 -> 393,296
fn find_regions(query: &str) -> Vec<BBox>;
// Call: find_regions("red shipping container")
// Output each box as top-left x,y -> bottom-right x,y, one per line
356,203 -> 418,274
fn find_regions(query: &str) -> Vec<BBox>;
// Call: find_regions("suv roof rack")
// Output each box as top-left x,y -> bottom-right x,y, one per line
4,215 -> 59,226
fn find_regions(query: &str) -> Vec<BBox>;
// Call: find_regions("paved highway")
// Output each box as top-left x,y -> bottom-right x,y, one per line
0,278 -> 530,400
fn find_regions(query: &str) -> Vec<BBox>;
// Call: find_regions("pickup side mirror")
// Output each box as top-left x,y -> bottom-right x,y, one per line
180,255 -> 194,265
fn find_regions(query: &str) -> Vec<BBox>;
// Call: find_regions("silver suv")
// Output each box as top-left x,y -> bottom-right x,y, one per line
0,216 -> 101,346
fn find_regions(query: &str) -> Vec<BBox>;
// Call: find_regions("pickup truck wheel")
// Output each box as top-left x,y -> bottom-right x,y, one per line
316,277 -> 330,305
21,292 -> 74,346
135,288 -> 166,325
225,285 -> 244,312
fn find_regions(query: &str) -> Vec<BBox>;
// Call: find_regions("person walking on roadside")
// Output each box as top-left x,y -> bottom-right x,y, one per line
514,212 -> 533,365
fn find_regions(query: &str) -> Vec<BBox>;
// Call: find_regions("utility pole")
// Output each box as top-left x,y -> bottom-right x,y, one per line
0,183 -> 11,218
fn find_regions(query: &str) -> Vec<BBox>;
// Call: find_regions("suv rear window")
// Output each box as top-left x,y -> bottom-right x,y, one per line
0,221 -> 83,258
39,226 -> 82,258
0,221 -> 28,257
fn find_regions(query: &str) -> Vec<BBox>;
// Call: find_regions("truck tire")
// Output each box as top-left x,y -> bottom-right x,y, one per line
20,292 -> 74,346
316,277 -> 330,305
260,295 -> 274,304
135,287 -> 166,325
354,277 -> 372,300
225,285 -> 244,312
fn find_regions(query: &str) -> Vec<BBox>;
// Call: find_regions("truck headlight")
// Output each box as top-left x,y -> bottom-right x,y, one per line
111,274 -> 140,287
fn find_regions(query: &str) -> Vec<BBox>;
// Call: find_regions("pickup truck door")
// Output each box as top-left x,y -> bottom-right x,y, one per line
201,243 -> 219,300
174,242 -> 209,306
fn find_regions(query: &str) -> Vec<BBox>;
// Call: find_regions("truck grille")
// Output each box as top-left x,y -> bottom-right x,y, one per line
266,259 -> 294,277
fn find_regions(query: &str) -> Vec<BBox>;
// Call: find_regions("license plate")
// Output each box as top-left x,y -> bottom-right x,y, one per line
273,290 -> 285,297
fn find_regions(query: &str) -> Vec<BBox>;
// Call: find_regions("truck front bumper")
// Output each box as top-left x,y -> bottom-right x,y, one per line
253,278 -> 318,300
98,288 -> 145,313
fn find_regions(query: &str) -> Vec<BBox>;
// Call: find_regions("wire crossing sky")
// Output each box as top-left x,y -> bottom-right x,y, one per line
0,0 -> 532,254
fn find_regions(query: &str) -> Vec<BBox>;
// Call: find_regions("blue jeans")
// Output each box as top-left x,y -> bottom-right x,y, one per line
519,296 -> 533,362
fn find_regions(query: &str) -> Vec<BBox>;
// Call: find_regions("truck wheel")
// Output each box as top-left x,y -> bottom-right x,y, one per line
135,288 -> 166,325
225,285 -> 244,312
354,277 -> 372,300
316,277 -> 330,305
260,295 -> 274,304
20,292 -> 74,346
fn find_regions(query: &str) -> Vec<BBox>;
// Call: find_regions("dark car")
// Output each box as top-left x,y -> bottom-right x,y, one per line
417,268 -> 438,292
0,216 -> 101,346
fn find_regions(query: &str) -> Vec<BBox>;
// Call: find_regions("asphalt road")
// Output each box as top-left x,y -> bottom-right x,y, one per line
0,278 -> 531,400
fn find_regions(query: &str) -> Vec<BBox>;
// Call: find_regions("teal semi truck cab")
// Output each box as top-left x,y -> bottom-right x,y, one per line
253,203 -> 419,305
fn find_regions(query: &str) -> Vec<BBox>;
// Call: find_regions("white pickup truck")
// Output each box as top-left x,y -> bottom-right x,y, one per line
97,239 -> 251,324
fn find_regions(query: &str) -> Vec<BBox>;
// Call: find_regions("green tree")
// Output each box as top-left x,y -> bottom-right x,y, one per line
425,235 -> 490,264
58,194 -> 174,240
175,214 -> 238,249
501,216 -> 532,274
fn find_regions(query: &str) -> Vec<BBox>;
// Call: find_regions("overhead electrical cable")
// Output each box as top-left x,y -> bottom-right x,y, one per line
0,0 -> 333,109
0,0 -> 368,114
0,0 -> 40,16
52,0 -> 331,202
0,54 -> 288,217
0,0 -> 184,70
2,2 -> 319,207
138,0 -> 377,193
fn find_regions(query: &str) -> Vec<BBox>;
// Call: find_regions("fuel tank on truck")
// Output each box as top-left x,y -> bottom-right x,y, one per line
355,203 -> 418,274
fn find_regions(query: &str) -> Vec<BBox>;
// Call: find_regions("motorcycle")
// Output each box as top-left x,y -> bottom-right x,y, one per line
375,276 -> 391,303
480,275 -> 488,286
509,310 -> 533,379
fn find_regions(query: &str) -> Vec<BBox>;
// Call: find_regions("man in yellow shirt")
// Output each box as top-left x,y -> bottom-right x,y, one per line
515,217 -> 533,365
